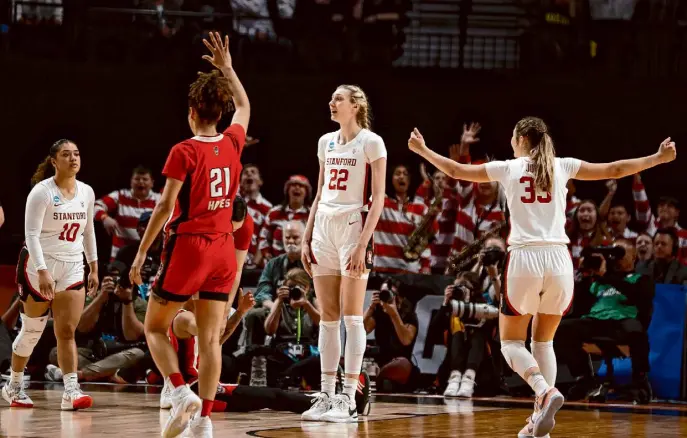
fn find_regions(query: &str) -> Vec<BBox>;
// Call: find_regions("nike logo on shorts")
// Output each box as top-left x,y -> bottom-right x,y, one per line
348,220 -> 359,225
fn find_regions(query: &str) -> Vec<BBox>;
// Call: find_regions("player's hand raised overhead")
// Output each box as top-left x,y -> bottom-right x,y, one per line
657,137 -> 676,164
202,31 -> 233,71
408,128 -> 427,155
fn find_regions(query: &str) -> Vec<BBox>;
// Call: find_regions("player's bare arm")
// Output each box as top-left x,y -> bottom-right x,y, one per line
575,137 -> 676,181
408,128 -> 491,183
220,290 -> 255,344
202,32 -> 250,133
130,178 -> 183,286
350,156 -> 386,276
302,161 -> 325,277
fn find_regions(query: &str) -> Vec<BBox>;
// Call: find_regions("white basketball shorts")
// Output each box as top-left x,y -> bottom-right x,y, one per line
17,247 -> 85,302
310,210 -> 370,280
501,245 -> 574,316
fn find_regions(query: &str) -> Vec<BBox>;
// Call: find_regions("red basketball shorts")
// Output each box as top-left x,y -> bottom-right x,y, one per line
153,233 -> 237,302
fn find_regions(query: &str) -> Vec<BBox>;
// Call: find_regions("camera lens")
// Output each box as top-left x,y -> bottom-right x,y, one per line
379,289 -> 393,303
289,286 -> 303,301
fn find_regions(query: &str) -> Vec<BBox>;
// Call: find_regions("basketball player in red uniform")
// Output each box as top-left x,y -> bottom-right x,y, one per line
409,120 -> 675,437
129,32 -> 249,438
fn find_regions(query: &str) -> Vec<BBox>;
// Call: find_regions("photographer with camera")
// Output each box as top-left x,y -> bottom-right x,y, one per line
470,236 -> 506,306
363,278 -> 419,393
45,261 -> 147,382
114,211 -> 162,300
556,239 -> 654,402
264,267 -> 320,342
428,271 -> 499,398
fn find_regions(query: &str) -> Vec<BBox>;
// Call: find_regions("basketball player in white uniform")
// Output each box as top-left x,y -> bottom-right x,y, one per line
409,118 -> 676,437
301,85 -> 387,422
3,139 -> 99,411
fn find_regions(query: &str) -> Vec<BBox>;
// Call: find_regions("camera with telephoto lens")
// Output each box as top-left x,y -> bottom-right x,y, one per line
481,246 -> 506,267
289,285 -> 304,301
451,301 -> 499,321
580,245 -> 626,274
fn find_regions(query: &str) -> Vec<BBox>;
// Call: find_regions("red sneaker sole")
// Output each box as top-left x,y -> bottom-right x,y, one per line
10,402 -> 33,408
72,396 -> 93,410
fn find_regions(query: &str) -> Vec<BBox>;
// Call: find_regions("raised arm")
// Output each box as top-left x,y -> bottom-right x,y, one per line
202,32 -> 250,133
408,128 -> 491,183
575,138 -> 676,181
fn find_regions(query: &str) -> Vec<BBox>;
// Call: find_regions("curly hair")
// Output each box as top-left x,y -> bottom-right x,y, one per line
188,70 -> 233,123
31,139 -> 74,187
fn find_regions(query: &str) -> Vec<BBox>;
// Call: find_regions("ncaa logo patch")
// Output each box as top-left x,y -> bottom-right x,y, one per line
53,196 -> 60,203
328,141 -> 335,151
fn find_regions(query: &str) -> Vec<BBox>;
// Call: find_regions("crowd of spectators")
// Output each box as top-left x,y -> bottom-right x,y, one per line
1,122 -> 685,406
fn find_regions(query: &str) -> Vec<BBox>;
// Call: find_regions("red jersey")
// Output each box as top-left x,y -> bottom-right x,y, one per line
234,213 -> 254,252
163,124 -> 246,235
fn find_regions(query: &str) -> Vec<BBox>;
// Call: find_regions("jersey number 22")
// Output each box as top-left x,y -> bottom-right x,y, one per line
328,169 -> 349,191
520,176 -> 551,204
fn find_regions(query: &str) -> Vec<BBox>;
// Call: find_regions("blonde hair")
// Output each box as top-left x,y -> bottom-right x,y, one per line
338,84 -> 372,130
515,117 -> 556,193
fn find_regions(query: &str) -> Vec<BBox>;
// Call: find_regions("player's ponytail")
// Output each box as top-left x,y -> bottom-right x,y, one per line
31,156 -> 53,187
340,84 -> 372,130
531,132 -> 555,193
514,117 -> 556,193
31,139 -> 73,187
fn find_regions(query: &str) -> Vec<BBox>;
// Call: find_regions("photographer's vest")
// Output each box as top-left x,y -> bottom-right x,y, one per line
585,273 -> 640,321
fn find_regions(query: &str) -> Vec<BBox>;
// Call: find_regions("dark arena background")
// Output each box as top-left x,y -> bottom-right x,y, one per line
1,1 -> 687,437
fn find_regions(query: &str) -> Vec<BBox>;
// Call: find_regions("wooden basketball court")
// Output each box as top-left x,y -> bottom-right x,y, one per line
1,383 -> 686,437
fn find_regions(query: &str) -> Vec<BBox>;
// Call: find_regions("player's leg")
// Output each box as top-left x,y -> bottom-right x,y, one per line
3,293 -> 50,408
321,212 -> 370,423
52,283 -> 94,410
519,247 -> 571,438
301,274 -> 342,421
192,298 -> 225,413
303,213 -> 344,420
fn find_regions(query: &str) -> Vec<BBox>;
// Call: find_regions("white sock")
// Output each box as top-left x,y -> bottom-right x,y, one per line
10,370 -> 23,385
501,340 -> 549,397
63,372 -> 78,389
343,315 -> 366,404
531,341 -> 557,387
318,320 -> 341,397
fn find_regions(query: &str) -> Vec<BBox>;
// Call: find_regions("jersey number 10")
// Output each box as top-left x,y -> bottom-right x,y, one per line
210,167 -> 231,197
519,176 -> 551,204
59,223 -> 80,242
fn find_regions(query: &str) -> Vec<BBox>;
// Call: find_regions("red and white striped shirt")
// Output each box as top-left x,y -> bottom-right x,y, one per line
373,196 -> 431,274
413,181 -> 449,271
259,204 -> 310,257
633,179 -> 687,264
243,192 -> 273,265
94,188 -> 161,259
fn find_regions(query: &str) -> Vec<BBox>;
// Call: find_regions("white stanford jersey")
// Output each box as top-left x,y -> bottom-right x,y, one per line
25,178 -> 98,270
485,157 -> 581,247
317,129 -> 387,215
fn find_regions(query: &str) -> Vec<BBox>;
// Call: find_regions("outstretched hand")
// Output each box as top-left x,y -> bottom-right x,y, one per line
657,137 -> 676,164
202,31 -> 233,71
461,122 -> 481,146
408,128 -> 427,155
